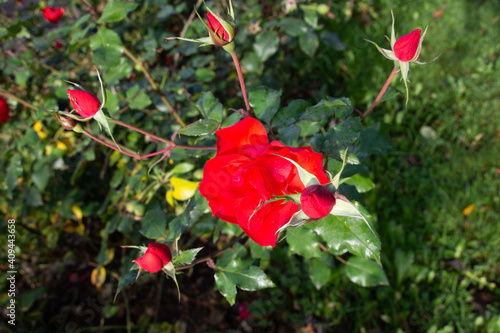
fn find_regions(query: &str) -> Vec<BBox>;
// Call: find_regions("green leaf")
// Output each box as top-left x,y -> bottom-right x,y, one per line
300,100 -> 336,122
345,173 -> 375,193
378,86 -> 401,104
223,265 -> 275,291
215,271 -> 237,305
139,200 -> 167,239
6,154 -> 23,199
32,162 -> 51,192
299,31 -> 319,57
320,31 -> 345,51
272,99 -> 310,127
277,125 -> 301,146
168,162 -> 195,175
280,18 -> 308,37
195,68 -> 216,82
314,214 -> 381,264
331,148 -> 349,190
325,97 -> 354,119
89,28 -> 123,68
166,199 -> 196,243
114,269 -> 138,301
286,225 -> 322,259
249,87 -> 282,124
126,85 -> 152,110
177,119 -> 219,136
307,255 -> 333,290
345,257 -> 389,287
196,91 -> 224,122
353,124 -> 392,161
253,31 -> 279,62
98,1 -> 139,23
173,247 -> 203,266
105,59 -> 133,85
313,117 -> 362,158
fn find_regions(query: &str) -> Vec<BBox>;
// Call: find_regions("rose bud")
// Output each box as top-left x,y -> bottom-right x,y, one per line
42,6 -> 65,24
55,41 -> 63,51
67,89 -> 101,118
393,29 -> 421,62
300,185 -> 336,219
0,97 -> 10,124
206,12 -> 236,47
133,242 -> 172,273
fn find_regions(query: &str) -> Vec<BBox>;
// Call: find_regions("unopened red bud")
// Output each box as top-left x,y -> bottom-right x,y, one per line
393,29 -> 421,62
300,185 -> 336,219
67,89 -> 101,118
133,243 -> 172,273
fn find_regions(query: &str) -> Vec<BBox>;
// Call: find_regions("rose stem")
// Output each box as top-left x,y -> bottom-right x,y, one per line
361,66 -> 399,121
230,51 -> 252,115
0,88 -> 37,111
107,118 -> 215,150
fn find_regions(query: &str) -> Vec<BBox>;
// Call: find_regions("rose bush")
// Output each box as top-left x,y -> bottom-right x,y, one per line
199,117 -> 329,247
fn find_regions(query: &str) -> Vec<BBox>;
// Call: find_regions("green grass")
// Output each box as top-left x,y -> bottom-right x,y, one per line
344,0 -> 500,331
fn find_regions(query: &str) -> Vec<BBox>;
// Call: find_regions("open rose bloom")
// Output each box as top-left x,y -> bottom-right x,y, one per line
199,118 -> 329,247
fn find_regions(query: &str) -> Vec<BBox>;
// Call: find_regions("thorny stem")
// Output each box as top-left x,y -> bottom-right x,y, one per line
122,46 -> 186,127
0,88 -> 37,111
176,232 -> 246,271
107,118 -> 216,150
81,125 -> 215,160
361,67 -> 399,121
230,51 -> 252,115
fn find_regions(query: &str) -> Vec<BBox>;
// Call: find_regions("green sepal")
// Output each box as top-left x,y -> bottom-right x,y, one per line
275,210 -> 310,235
162,261 -> 181,302
365,39 -> 398,61
165,36 -> 214,47
93,109 -> 120,151
390,9 -> 396,49
272,154 -> 320,188
331,148 -> 349,190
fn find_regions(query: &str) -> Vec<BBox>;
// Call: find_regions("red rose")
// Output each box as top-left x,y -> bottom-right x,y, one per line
67,89 -> 101,118
133,242 -> 172,273
0,97 -> 10,124
393,29 -> 421,62
300,185 -> 336,219
42,6 -> 65,24
199,118 -> 329,247
55,41 -> 63,51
